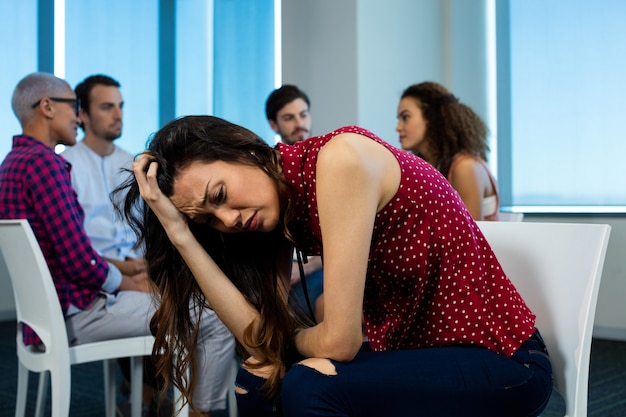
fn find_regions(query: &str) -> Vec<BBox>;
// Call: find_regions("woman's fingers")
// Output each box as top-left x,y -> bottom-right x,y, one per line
141,162 -> 161,202
133,154 -> 151,189
146,160 -> 158,182
133,154 -> 161,202
133,152 -> 153,175
132,153 -> 187,229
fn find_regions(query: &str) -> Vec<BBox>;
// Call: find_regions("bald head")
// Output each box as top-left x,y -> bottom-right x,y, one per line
11,72 -> 79,148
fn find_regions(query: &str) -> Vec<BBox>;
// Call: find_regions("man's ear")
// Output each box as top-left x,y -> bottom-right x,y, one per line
36,98 -> 55,119
268,119 -> 279,133
78,108 -> 87,129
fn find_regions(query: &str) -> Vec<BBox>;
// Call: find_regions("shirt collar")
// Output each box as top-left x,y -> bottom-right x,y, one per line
13,134 -> 72,171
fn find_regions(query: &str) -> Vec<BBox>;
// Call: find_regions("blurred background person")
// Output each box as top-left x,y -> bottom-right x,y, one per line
265,84 -> 311,144
396,81 -> 499,221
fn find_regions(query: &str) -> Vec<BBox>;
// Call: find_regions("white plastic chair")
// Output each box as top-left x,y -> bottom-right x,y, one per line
0,219 -> 177,417
497,211 -> 525,222
476,221 -> 611,417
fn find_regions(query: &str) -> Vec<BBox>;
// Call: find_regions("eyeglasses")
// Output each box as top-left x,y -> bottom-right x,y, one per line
31,97 -> 80,115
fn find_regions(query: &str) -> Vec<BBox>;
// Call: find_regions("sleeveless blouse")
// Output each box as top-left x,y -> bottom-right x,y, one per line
447,153 -> 500,221
278,126 -> 535,357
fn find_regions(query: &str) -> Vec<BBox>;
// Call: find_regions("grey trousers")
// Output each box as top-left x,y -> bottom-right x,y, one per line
65,291 -> 235,412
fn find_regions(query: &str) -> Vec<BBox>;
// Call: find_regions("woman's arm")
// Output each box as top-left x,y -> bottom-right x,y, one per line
133,154 -> 265,359
294,133 -> 400,361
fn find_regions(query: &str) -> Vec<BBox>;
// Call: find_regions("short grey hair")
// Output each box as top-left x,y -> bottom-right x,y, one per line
11,72 -> 72,126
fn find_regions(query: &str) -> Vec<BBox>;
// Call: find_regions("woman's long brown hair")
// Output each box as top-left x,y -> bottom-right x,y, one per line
114,116 -> 307,410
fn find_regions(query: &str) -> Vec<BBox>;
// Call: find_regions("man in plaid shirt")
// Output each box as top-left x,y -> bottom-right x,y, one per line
0,71 -> 152,342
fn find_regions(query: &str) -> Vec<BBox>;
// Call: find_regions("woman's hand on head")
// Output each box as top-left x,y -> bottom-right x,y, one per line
133,153 -> 189,242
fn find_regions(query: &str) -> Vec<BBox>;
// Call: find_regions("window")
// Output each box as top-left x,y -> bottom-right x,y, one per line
0,0 -> 38,160
0,0 -> 275,161
214,0 -> 276,142
65,0 -> 159,155
497,0 -> 626,211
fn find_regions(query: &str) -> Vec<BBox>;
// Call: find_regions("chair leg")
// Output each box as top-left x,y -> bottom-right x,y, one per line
173,382 -> 189,417
103,359 -> 118,417
49,366 -> 71,417
229,358 -> 238,417
130,356 -> 144,417
35,371 -> 48,417
14,362 -> 29,417
172,356 -> 190,417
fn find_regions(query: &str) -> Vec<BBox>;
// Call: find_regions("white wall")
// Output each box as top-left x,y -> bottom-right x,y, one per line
282,0 -> 491,148
281,0 -> 360,135
356,0 -> 447,142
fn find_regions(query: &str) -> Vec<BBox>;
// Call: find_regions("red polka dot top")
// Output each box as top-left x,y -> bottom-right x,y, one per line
278,126 -> 536,358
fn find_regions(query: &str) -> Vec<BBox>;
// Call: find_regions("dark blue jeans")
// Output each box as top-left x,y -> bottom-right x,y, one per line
290,269 -> 324,320
235,330 -> 552,417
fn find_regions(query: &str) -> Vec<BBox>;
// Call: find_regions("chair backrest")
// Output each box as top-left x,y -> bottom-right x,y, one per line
497,211 -> 525,222
0,219 -> 70,354
476,221 -> 610,417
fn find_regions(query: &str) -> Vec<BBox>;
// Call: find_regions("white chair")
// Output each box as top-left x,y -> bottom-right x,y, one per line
497,211 -> 525,222
476,221 -> 611,417
0,219 -> 175,417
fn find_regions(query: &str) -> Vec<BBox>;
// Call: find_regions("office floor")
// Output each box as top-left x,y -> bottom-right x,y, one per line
0,320 -> 232,417
0,320 -> 625,416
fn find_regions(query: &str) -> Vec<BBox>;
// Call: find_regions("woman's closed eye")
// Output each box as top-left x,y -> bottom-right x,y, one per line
203,213 -> 216,225
213,186 -> 226,204
186,211 -> 210,225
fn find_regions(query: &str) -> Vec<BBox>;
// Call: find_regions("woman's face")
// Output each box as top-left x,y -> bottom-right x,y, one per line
171,160 -> 281,233
396,97 -> 428,154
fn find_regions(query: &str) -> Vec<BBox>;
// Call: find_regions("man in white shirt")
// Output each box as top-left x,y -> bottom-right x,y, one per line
265,84 -> 312,145
62,75 -> 234,417
61,76 -> 141,275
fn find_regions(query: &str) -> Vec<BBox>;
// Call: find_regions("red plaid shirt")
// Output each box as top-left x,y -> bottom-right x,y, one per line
0,135 -> 110,344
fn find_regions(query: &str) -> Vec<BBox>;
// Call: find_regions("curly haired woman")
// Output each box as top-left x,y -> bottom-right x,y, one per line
396,81 -> 500,220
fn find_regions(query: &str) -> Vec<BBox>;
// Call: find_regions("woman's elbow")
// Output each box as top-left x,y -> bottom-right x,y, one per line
324,332 -> 363,362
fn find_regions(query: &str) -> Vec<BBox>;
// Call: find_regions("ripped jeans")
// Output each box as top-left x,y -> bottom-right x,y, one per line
235,329 -> 552,417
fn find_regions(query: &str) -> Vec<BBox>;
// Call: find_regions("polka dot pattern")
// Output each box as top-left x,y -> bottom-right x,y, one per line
278,126 -> 535,358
